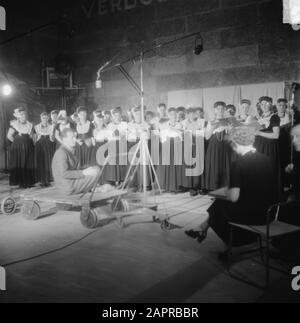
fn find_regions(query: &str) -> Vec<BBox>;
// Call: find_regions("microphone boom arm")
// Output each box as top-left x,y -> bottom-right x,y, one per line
96,31 -> 202,96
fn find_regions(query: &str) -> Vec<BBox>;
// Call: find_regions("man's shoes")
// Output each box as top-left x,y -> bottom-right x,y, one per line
189,189 -> 198,197
198,189 -> 208,195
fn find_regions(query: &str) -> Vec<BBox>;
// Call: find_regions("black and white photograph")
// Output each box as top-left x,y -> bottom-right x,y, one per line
0,0 -> 300,307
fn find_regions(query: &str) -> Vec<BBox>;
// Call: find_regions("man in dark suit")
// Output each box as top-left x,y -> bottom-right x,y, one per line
52,128 -> 99,195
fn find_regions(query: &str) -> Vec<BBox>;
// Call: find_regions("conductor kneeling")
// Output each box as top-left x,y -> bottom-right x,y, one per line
52,128 -> 99,195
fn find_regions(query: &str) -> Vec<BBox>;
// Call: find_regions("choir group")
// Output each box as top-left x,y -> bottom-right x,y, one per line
6,97 -> 297,202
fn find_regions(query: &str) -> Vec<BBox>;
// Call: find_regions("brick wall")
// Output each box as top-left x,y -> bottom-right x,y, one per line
1,0 -> 300,111
66,0 -> 300,110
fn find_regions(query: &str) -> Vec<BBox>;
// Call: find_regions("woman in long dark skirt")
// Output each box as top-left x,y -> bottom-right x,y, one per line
127,106 -> 151,190
181,107 -> 204,195
104,107 -> 128,185
276,98 -> 292,189
74,107 -> 94,168
6,107 -> 35,188
34,112 -> 55,187
91,111 -> 108,184
193,108 -> 209,195
156,107 -> 183,193
254,96 -> 281,200
204,102 -> 232,191
49,110 -> 59,153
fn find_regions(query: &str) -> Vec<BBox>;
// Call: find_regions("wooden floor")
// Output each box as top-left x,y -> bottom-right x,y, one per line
0,178 -> 299,303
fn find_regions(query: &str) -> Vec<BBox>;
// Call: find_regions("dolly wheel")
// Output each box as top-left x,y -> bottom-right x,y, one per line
116,216 -> 125,229
80,208 -> 98,229
21,201 -> 41,220
161,220 -> 172,231
111,198 -> 130,212
1,196 -> 17,215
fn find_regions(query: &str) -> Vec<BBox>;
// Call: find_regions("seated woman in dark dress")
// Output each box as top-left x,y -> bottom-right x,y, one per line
287,125 -> 300,210
185,126 -> 277,248
272,124 -> 300,255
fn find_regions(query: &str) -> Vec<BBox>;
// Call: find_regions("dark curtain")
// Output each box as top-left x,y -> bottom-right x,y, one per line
0,102 -> 9,171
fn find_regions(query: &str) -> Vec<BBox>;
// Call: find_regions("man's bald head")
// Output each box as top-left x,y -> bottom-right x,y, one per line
61,128 -> 77,149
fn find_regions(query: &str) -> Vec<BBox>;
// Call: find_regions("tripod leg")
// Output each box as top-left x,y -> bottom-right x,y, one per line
112,141 -> 141,212
146,143 -> 163,194
81,155 -> 110,201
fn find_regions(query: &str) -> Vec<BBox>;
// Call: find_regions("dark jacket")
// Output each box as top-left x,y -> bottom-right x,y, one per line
52,145 -> 84,194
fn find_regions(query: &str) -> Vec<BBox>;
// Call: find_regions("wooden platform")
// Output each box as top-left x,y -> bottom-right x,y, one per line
20,187 -> 128,206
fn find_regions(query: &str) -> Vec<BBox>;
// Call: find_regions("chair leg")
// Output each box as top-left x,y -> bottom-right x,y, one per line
266,237 -> 270,289
227,225 -> 233,272
258,236 -> 264,263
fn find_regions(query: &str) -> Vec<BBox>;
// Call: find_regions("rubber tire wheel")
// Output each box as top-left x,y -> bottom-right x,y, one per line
1,196 -> 17,215
111,198 -> 129,212
22,201 -> 41,220
161,220 -> 172,231
80,208 -> 98,229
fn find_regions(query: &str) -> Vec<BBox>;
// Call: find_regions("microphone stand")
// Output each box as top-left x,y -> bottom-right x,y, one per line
97,31 -> 202,215
289,83 -> 296,164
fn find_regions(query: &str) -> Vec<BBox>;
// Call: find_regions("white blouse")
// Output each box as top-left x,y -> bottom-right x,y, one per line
35,123 -> 53,136
106,122 -> 128,140
11,120 -> 33,135
93,128 -> 108,142
159,121 -> 183,142
127,122 -> 150,141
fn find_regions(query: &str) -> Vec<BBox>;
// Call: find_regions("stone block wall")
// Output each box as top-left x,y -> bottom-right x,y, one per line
1,0 -> 300,111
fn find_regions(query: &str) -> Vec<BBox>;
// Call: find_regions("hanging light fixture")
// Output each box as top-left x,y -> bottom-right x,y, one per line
193,34 -> 204,56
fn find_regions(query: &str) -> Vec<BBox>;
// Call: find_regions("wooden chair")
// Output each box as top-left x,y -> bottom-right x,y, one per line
227,203 -> 300,289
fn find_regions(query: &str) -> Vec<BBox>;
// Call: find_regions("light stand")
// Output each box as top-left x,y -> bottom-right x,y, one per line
140,52 -> 147,205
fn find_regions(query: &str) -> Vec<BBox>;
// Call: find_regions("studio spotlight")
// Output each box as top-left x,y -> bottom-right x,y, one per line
1,84 -> 13,96
194,34 -> 204,56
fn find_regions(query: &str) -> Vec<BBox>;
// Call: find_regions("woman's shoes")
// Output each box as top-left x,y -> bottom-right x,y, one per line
185,229 -> 207,243
185,229 -> 199,239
